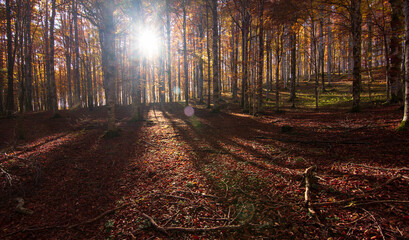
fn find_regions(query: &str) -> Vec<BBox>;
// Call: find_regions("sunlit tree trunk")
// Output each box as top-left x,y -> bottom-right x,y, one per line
166,0 -> 172,103
183,0 -> 189,106
351,0 -> 362,111
400,0 -> 409,130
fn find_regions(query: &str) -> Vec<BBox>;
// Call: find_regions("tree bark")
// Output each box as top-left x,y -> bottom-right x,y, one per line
389,0 -> 404,103
24,0 -> 33,112
73,0 -> 81,106
351,0 -> 362,112
400,0 -> 409,129
6,0 -> 15,116
256,0 -> 264,113
211,0 -> 219,111
183,0 -> 189,106
166,0 -> 172,103
49,0 -> 58,113
102,0 -> 116,132
290,31 -> 296,108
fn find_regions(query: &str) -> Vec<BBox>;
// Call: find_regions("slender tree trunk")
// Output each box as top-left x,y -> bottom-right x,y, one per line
327,17 -> 332,86
6,0 -> 15,116
24,0 -> 33,112
256,0 -> 264,113
211,0 -> 219,111
166,0 -> 172,102
183,1 -> 189,106
290,31 -> 296,108
275,27 -> 282,112
351,0 -> 362,111
73,0 -> 81,106
49,0 -> 58,113
0,44 -> 4,114
241,1 -> 250,111
199,9 -> 204,103
206,6 -> 211,108
319,14 -> 325,92
232,20 -> 238,102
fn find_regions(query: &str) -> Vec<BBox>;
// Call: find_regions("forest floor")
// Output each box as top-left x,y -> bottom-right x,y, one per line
1,95 -> 409,239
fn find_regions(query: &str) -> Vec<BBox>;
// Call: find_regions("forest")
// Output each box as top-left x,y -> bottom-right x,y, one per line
0,0 -> 409,239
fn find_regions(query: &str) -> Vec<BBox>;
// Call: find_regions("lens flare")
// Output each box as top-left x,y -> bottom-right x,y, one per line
184,106 -> 194,117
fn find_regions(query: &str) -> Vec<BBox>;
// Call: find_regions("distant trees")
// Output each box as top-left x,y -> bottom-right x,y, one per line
0,0 -> 407,121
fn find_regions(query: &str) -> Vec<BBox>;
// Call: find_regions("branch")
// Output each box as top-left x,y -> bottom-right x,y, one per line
142,213 -> 247,235
304,165 -> 317,216
348,163 -> 409,172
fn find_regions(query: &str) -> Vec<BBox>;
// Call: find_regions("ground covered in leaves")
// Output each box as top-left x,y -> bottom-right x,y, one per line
0,102 -> 408,239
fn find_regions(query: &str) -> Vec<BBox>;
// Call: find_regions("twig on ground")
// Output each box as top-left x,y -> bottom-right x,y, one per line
175,190 -> 219,199
142,213 -> 248,235
68,203 -> 131,229
362,208 -> 386,240
1,167 -> 13,186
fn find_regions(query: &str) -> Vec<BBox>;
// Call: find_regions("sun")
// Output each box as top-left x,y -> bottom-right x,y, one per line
138,27 -> 160,58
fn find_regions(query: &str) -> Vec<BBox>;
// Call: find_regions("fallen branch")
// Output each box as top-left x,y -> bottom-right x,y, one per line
362,208 -> 386,240
348,163 -> 409,172
0,166 -> 12,186
254,136 -> 369,145
304,165 -> 317,216
175,190 -> 219,199
142,213 -> 247,235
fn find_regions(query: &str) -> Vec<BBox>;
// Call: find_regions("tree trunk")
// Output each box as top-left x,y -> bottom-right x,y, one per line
183,1 -> 189,106
166,0 -> 172,103
389,0 -> 404,103
256,0 -> 264,113
327,17 -> 332,86
241,1 -> 250,112
400,0 -> 409,129
351,0 -> 362,112
211,0 -> 219,111
6,0 -> 15,116
24,0 -> 33,112
198,9 -> 204,103
290,31 -> 296,108
319,14 -> 325,92
102,0 -> 116,132
206,6 -> 211,108
73,0 -> 81,106
49,0 -> 58,113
